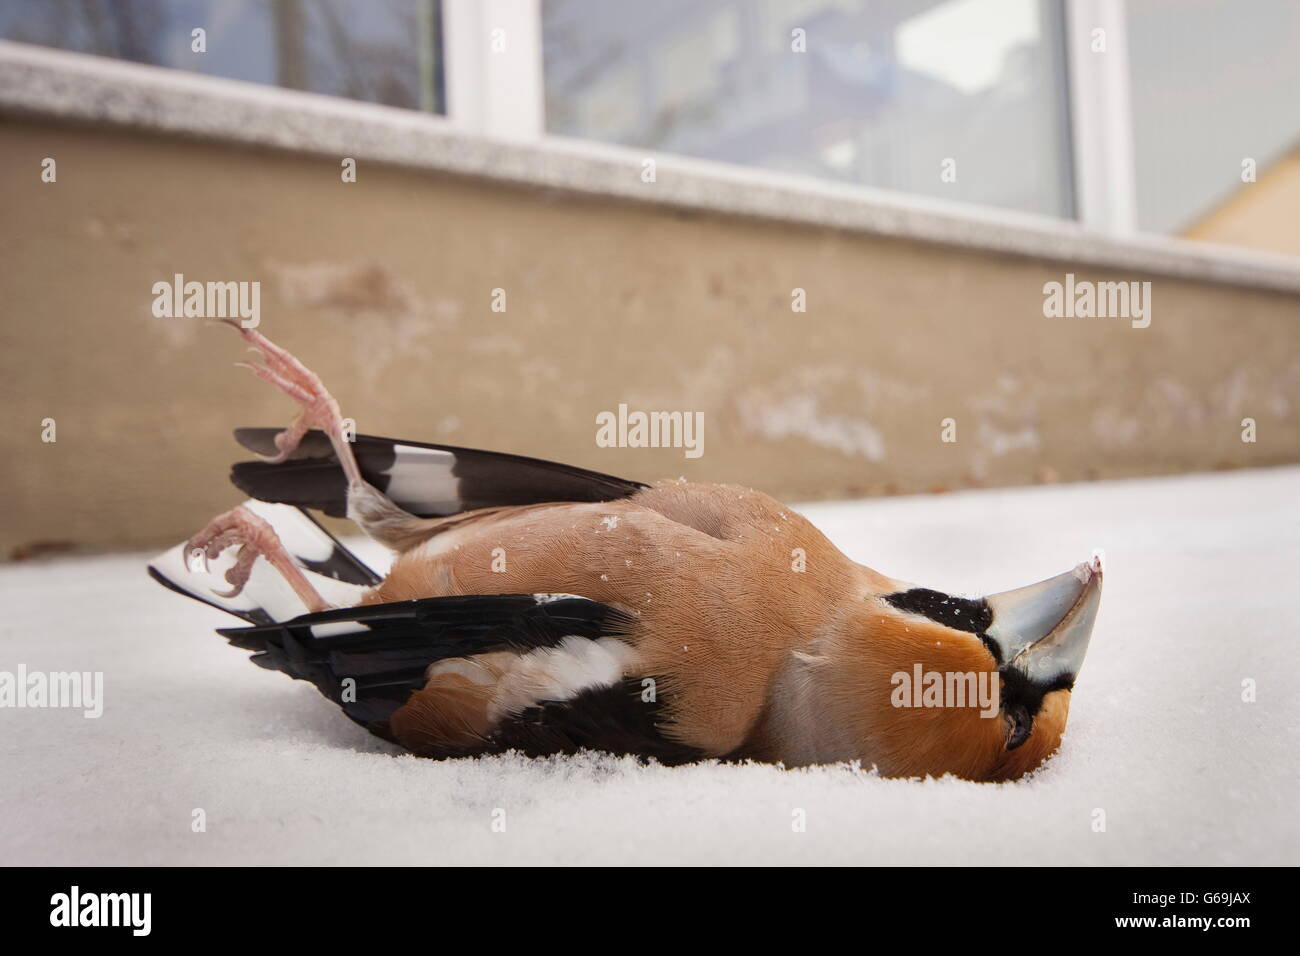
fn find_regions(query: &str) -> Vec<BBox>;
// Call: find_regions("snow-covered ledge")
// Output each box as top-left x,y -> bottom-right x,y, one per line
4,38 -> 1300,295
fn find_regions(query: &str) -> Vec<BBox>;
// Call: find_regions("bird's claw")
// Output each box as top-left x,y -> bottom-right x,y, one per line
185,505 -> 279,600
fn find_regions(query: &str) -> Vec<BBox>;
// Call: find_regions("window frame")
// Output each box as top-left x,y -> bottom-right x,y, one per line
445,0 -> 1140,233
1063,0 -> 1138,233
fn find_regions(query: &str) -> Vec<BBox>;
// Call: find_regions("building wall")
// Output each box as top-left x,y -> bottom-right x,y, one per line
2,116 -> 1299,557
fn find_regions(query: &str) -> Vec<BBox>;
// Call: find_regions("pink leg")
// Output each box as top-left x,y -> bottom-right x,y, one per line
217,321 -> 421,550
223,321 -> 365,488
187,505 -> 331,613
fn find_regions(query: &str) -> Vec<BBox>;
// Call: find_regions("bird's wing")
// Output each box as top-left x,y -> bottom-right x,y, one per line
214,592 -> 642,736
230,428 -> 647,519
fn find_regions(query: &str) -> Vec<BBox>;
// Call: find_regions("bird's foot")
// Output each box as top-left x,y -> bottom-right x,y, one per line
224,322 -> 364,487
186,504 -> 331,613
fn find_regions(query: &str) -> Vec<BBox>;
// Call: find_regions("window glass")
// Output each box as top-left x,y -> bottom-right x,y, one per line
0,0 -> 444,113
1126,0 -> 1300,236
543,0 -> 1074,218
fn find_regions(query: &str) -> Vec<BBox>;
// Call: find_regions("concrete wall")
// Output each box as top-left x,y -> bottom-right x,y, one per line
3,116 -> 1299,557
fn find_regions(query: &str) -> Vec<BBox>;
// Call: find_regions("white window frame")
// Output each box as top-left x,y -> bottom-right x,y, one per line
442,0 -> 543,139
1064,0 -> 1138,233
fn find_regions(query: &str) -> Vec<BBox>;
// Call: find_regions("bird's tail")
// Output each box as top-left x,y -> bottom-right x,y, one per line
147,499 -> 383,625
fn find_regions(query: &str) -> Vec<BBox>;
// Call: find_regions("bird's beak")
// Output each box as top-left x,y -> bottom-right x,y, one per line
983,553 -> 1103,683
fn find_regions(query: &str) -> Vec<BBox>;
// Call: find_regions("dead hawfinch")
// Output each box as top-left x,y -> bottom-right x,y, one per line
151,324 -> 1103,782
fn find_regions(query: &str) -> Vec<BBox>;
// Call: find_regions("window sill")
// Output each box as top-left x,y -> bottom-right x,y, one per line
3,39 -> 1299,295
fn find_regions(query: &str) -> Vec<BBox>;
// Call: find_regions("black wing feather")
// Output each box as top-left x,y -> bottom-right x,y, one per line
230,428 -> 646,519
216,593 -> 635,733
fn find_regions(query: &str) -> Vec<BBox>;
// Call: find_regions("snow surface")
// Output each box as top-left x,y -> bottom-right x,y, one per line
2,467 -> 1297,865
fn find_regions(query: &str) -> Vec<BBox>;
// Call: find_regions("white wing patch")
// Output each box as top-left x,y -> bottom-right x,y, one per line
533,593 -> 584,604
382,445 -> 461,514
489,637 -> 638,720
425,637 -> 638,720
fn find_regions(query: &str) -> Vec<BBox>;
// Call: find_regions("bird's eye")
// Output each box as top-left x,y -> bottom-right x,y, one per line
1004,702 -> 1033,751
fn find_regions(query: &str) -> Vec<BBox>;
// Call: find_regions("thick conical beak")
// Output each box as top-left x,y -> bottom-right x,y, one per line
983,552 -> 1103,683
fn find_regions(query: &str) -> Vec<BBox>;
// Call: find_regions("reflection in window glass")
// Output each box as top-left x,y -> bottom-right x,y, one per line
543,0 -> 1074,217
0,0 -> 444,113
1127,0 -> 1300,236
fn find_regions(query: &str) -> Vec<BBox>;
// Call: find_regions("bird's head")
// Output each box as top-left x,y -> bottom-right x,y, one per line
817,554 -> 1103,781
